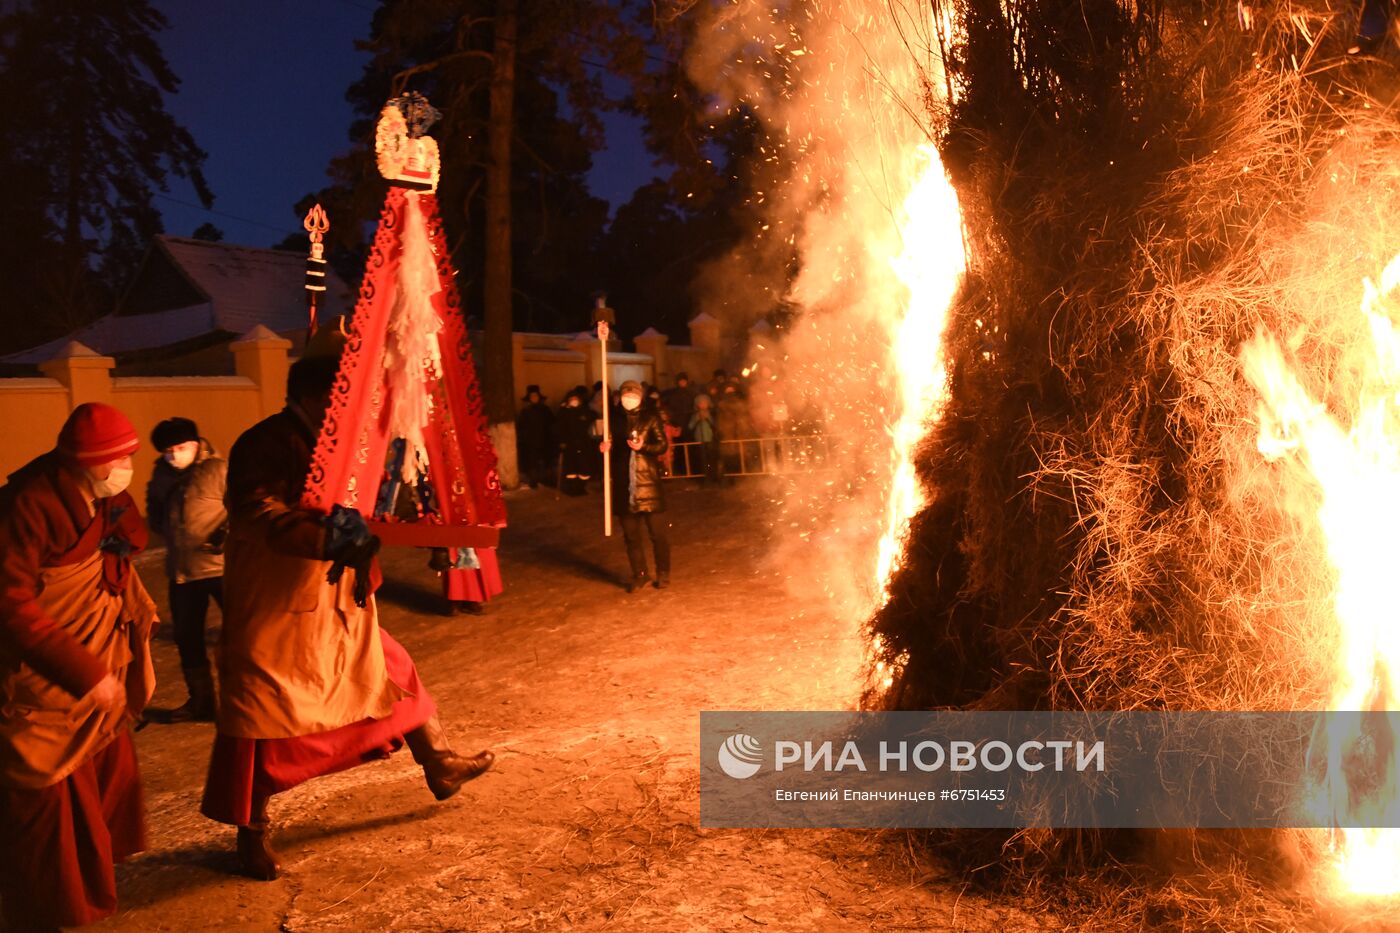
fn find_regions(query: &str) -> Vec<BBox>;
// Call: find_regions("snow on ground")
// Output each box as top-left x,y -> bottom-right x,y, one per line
94,480 -> 1057,931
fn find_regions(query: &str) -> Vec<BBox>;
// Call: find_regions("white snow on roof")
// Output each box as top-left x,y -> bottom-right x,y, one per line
3,236 -> 354,364
3,304 -> 217,363
157,236 -> 353,336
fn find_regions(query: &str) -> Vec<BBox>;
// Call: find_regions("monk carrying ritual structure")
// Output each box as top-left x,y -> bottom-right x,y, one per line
201,92 -> 506,881
0,403 -> 159,929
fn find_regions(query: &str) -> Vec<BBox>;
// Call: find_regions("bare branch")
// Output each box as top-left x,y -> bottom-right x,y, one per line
392,49 -> 495,95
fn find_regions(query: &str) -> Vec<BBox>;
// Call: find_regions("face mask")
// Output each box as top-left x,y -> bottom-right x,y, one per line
566,400 -> 579,408
90,466 -> 134,499
164,441 -> 198,470
621,395 -> 641,411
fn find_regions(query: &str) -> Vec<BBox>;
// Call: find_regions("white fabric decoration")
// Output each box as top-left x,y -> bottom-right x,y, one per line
383,192 -> 443,482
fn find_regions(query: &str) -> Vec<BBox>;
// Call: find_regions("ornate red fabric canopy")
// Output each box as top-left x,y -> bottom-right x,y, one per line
300,181 -> 505,547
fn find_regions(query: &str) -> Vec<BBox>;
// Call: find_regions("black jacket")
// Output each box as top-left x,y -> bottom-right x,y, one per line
608,404 -> 668,514
662,384 -> 697,427
515,402 -> 555,459
556,403 -> 595,454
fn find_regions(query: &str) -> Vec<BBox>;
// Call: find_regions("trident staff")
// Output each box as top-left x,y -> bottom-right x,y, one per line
593,295 -> 616,536
303,203 -> 330,344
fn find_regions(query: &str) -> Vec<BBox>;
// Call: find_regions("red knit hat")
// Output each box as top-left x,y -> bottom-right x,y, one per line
57,403 -> 140,467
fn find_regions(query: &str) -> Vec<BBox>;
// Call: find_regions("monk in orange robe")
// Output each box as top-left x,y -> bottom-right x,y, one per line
0,403 -> 158,930
201,354 -> 494,880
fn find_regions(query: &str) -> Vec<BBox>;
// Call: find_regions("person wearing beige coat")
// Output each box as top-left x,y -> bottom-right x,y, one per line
144,419 -> 226,724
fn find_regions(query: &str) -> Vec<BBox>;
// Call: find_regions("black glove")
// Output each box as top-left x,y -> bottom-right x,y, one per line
201,522 -> 229,555
327,536 -> 380,578
326,535 -> 381,608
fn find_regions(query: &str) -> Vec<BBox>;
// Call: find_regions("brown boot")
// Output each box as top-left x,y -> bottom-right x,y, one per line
403,715 -> 494,801
236,796 -> 281,881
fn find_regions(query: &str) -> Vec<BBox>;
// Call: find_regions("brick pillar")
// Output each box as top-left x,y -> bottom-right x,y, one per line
688,313 -> 721,375
569,333 -> 621,391
230,325 -> 292,419
39,341 -> 115,407
633,328 -> 669,386
747,318 -> 774,367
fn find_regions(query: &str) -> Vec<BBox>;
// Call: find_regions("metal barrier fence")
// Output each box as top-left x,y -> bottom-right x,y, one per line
664,434 -> 838,479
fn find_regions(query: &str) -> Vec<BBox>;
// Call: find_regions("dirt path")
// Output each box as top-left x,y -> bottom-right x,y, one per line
94,482 -> 1058,931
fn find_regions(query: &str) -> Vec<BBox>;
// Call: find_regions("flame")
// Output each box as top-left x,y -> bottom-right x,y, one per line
876,147 -> 966,600
868,146 -> 964,693
1242,251 -> 1400,898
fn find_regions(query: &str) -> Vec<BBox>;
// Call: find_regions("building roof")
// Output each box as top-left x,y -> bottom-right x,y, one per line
3,236 -> 354,364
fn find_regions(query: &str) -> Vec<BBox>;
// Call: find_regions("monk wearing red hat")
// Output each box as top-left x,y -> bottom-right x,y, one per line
0,402 -> 158,929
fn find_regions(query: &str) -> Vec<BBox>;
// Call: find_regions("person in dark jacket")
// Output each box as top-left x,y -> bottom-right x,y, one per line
662,372 -> 698,442
716,382 -> 754,474
514,385 -> 555,489
144,417 -> 226,724
601,380 -> 671,592
556,387 -> 595,496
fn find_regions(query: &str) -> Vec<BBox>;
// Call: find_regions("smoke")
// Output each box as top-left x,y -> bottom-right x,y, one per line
680,0 -> 963,683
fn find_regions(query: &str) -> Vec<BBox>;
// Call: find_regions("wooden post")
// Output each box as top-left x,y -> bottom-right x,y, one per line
592,295 -> 616,537
599,319 -> 612,537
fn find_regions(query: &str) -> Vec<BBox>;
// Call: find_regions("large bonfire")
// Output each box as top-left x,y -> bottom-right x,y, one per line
864,2 -> 1400,925
680,0 -> 1400,925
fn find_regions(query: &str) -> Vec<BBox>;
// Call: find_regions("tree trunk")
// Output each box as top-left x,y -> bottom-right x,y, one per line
483,0 -> 517,429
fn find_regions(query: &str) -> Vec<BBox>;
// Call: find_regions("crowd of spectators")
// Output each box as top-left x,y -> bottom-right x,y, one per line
514,365 -> 819,490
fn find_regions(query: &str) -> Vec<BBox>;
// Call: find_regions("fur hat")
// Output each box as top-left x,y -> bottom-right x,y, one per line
151,417 -> 199,450
618,380 -> 643,397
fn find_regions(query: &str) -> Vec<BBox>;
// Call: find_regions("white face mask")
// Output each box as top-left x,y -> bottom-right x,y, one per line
90,466 -> 134,499
621,395 -> 641,411
163,441 -> 198,470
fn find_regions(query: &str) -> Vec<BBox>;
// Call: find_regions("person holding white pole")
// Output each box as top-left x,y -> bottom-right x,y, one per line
599,380 -> 672,592
591,297 -> 616,536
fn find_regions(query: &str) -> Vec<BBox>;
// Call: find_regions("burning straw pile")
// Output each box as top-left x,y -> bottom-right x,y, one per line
870,0 -> 1400,924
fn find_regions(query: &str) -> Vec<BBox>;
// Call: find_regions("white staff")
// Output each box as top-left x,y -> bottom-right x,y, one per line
593,296 -> 616,536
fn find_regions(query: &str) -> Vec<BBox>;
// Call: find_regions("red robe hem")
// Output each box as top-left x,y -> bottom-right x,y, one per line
0,730 -> 144,929
200,629 -> 435,826
442,548 -> 503,603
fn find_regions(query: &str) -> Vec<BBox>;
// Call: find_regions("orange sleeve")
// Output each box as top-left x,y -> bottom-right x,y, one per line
0,486 -> 108,698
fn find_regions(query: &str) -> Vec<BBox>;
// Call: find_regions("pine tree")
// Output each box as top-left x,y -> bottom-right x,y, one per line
0,0 -> 210,351
601,5 -> 769,344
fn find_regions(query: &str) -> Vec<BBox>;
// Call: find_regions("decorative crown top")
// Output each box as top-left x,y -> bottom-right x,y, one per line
387,92 -> 442,138
376,94 -> 441,192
